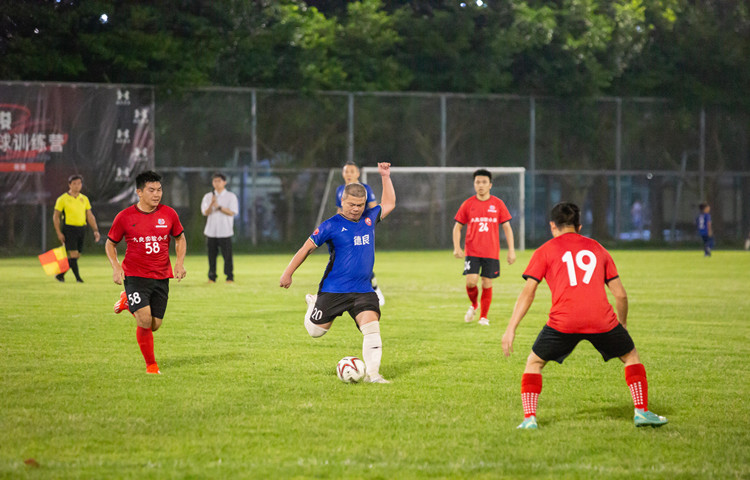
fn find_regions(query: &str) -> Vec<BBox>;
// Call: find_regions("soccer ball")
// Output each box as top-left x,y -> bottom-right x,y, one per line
336,356 -> 366,383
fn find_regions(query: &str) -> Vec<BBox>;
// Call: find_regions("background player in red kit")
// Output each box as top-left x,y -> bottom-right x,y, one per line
453,169 -> 516,326
106,171 -> 187,374
502,202 -> 667,429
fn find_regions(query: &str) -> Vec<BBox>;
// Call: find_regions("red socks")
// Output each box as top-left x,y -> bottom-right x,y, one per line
466,286 -> 479,309
625,363 -> 648,410
136,326 -> 156,367
480,287 -> 492,319
521,373 -> 543,418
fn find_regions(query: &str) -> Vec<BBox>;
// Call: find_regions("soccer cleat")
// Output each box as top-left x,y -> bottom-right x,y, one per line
55,273 -> 65,282
478,317 -> 490,326
304,294 -> 317,321
76,278 -> 84,283
113,291 -> 129,314
464,306 -> 476,323
517,416 -> 538,429
374,286 -> 385,306
146,364 -> 161,375
634,408 -> 668,427
365,375 -> 390,384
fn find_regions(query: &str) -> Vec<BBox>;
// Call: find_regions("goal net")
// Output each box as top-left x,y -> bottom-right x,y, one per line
353,166 -> 525,251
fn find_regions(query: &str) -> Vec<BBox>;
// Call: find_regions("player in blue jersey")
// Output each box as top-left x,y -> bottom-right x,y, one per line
280,162 -> 396,383
696,203 -> 714,257
335,161 -> 385,306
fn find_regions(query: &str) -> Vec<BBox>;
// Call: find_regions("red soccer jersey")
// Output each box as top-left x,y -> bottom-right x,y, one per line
107,204 -> 184,279
523,232 -> 620,333
454,195 -> 512,260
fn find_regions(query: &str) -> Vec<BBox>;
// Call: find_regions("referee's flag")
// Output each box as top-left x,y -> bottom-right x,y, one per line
38,246 -> 69,276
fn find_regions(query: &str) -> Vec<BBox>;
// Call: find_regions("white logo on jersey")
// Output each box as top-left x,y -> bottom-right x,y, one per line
341,227 -> 348,232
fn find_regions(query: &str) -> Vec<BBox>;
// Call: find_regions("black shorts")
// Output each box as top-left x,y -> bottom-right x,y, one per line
310,292 -> 380,326
463,256 -> 500,279
123,276 -> 170,319
63,225 -> 86,252
532,324 -> 635,364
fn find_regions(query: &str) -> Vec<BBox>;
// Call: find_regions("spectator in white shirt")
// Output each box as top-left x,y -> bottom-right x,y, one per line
201,173 -> 239,283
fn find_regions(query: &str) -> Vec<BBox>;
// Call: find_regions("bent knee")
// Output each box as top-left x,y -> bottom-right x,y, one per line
304,317 -> 328,338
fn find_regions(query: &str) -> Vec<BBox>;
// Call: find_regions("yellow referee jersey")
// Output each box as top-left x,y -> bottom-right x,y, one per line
53,193 -> 92,226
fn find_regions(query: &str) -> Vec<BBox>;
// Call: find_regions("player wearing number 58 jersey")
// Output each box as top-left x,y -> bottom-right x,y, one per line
106,171 -> 187,375
502,202 -> 667,429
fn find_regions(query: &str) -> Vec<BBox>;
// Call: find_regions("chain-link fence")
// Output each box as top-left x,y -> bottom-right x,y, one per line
1,83 -> 748,255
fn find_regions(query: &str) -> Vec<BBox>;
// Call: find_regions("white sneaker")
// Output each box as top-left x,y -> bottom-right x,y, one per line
374,286 -> 385,306
464,306 -> 476,323
365,374 -> 390,384
478,317 -> 490,326
304,294 -> 317,321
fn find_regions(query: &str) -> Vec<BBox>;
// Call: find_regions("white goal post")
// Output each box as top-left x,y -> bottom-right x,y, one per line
360,166 -> 526,251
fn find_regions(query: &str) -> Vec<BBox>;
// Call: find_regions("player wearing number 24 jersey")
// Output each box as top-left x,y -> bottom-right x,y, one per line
502,202 -> 667,429
453,169 -> 515,326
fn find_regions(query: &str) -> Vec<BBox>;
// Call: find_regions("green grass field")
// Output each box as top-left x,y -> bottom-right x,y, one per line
1,249 -> 749,479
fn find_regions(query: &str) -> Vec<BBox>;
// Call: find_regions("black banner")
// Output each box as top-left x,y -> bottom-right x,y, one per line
0,82 -> 155,206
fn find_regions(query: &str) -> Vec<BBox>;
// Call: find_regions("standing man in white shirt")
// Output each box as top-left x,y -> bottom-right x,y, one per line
201,173 -> 239,283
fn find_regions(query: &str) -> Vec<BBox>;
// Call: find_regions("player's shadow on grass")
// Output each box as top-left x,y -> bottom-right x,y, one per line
381,357 -> 435,380
577,403 -> 673,419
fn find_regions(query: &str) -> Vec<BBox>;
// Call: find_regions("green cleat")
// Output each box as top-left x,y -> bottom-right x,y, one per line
634,408 -> 668,427
517,416 -> 538,429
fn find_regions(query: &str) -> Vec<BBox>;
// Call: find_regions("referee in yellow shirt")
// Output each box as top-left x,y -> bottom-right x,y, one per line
53,175 -> 101,282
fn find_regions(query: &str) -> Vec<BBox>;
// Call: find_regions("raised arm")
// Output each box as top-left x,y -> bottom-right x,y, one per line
502,278 -> 539,357
280,238 -> 319,288
378,162 -> 395,219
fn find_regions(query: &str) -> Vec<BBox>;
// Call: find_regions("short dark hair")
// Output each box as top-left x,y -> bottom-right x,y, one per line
699,203 -> 709,211
342,183 -> 366,199
473,169 -> 492,182
212,172 -> 227,181
550,202 -> 581,229
68,174 -> 82,184
135,170 -> 162,190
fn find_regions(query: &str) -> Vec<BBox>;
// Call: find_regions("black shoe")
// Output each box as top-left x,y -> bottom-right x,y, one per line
76,278 -> 84,283
55,274 -> 65,282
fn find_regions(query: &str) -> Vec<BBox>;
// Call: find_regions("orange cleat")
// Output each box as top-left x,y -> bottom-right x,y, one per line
146,364 -> 161,375
113,291 -> 129,314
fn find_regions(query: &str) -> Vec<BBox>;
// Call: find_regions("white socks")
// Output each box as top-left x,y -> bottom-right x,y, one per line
360,321 -> 382,378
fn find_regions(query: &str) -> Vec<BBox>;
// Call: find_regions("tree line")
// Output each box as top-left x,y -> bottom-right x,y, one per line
1,0 -> 748,107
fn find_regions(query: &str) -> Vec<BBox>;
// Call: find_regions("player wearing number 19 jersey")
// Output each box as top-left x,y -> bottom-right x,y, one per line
501,202 -> 667,429
106,171 -> 187,375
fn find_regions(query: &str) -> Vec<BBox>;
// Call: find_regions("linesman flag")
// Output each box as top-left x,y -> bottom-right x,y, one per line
38,246 -> 69,276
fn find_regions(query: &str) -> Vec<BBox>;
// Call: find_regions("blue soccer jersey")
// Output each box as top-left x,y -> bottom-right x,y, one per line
335,183 -> 377,209
310,206 -> 381,293
697,212 -> 711,236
